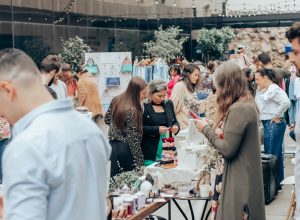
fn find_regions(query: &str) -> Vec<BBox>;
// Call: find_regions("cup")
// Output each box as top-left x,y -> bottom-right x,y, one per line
177,140 -> 188,148
200,184 -> 210,197
177,183 -> 190,198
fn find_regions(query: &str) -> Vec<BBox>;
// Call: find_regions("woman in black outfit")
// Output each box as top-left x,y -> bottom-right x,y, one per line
142,80 -> 180,165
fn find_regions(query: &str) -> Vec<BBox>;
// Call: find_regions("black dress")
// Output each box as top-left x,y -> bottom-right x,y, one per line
141,100 -> 180,161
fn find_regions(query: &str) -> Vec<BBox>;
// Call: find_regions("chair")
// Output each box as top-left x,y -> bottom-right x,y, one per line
281,175 -> 296,220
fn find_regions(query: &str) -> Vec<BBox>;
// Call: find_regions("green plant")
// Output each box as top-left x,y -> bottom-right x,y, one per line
109,166 -> 144,193
197,27 -> 234,60
195,143 -> 223,182
143,26 -> 188,60
59,36 -> 92,73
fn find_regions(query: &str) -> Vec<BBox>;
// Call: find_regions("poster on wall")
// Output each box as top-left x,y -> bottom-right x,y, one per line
84,52 -> 132,113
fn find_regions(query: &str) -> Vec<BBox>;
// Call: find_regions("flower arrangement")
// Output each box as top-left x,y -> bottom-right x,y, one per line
109,166 -> 144,193
195,143 -> 223,188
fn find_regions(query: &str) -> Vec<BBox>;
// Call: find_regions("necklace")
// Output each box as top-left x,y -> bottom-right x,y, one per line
152,101 -> 163,106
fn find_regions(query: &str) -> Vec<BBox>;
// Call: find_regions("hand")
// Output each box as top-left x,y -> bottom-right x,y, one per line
289,124 -> 295,130
271,117 -> 281,124
215,128 -> 224,139
159,126 -> 169,134
171,125 -> 179,134
194,118 -> 209,132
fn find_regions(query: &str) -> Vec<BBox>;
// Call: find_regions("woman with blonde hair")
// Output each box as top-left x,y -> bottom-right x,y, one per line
195,61 -> 265,220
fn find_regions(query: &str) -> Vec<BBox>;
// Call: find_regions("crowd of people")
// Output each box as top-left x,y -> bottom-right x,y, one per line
0,22 -> 300,219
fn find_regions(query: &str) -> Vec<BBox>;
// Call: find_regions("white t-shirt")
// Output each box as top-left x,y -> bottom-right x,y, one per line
50,80 -> 67,99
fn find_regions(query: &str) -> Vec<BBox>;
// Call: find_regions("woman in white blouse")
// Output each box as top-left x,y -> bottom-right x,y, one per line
255,68 -> 291,191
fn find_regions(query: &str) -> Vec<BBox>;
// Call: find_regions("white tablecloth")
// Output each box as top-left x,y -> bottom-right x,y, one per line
144,163 -> 202,185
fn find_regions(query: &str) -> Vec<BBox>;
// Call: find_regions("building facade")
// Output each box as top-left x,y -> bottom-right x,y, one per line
0,0 -> 226,62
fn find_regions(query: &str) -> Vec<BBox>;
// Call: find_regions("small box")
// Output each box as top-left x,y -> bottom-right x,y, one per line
105,76 -> 120,87
135,192 -> 146,210
177,145 -> 208,170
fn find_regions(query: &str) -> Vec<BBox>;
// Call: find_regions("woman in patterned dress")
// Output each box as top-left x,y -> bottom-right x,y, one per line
105,77 -> 148,177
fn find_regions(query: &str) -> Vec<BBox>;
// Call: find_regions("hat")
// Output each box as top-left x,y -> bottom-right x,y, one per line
237,45 -> 245,50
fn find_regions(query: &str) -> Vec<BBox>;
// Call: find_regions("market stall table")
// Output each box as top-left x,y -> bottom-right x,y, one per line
171,195 -> 211,220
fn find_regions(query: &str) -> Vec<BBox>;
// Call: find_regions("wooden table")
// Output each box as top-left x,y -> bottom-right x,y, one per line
128,198 -> 171,220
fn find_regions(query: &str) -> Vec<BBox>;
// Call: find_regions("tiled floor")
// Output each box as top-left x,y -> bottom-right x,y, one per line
265,157 -> 294,220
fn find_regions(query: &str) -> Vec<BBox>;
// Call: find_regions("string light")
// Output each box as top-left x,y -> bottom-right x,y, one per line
192,0 -> 196,9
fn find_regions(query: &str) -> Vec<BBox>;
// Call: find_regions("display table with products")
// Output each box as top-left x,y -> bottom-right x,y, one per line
171,195 -> 211,220
144,162 -> 203,185
126,195 -> 211,220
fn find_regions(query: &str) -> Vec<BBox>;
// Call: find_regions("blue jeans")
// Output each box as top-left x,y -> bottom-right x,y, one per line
262,120 -> 286,188
0,138 -> 9,183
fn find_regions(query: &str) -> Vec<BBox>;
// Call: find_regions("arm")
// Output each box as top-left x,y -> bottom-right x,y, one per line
77,80 -> 87,106
74,79 -> 78,99
170,83 -> 184,114
202,105 -> 249,160
142,106 -> 160,136
125,108 -> 144,166
3,141 -> 49,220
273,90 -> 291,118
169,101 -> 180,135
143,125 -> 160,136
104,98 -> 115,125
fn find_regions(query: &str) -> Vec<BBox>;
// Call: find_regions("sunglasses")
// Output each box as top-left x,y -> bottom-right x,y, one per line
154,83 -> 167,91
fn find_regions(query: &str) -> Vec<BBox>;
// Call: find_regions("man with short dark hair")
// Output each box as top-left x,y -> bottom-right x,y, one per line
256,52 -> 288,89
286,22 -> 300,219
41,55 -> 67,100
0,49 -> 111,220
257,52 -> 272,68
39,55 -> 61,99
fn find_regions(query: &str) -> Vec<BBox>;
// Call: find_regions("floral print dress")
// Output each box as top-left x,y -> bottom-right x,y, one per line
104,98 -> 144,168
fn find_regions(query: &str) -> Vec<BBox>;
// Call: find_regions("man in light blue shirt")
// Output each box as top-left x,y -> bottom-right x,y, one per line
0,48 -> 111,220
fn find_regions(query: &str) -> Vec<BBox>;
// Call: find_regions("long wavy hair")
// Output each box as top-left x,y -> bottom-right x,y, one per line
112,77 -> 148,131
214,61 -> 253,126
179,64 -> 200,93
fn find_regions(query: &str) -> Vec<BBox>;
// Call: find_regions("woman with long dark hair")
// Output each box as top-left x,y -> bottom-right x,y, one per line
105,77 -> 148,177
255,68 -> 290,191
171,64 -> 206,129
195,61 -> 265,220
